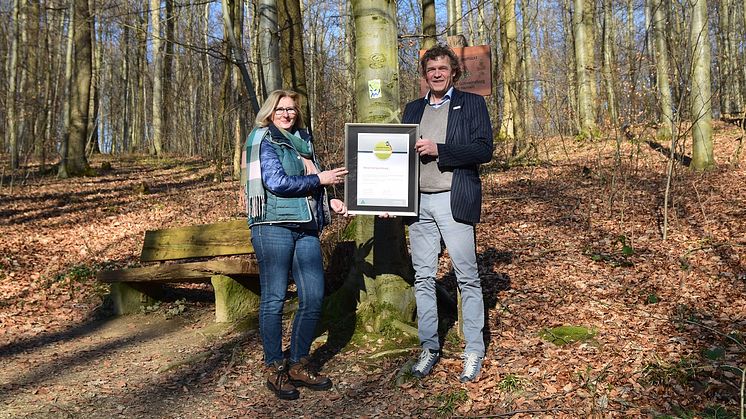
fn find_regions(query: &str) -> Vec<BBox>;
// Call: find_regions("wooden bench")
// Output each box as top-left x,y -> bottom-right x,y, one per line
97,220 -> 261,322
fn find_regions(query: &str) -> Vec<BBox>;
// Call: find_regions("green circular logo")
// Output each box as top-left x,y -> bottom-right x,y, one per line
373,141 -> 393,160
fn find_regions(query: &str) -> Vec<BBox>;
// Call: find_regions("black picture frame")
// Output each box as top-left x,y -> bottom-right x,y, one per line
344,123 -> 420,216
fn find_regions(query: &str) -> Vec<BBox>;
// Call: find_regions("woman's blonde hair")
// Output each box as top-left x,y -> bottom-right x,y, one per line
255,89 -> 305,129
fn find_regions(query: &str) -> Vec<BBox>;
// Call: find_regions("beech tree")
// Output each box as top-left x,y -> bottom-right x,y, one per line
689,0 -> 714,170
651,0 -> 673,140
601,0 -> 618,125
716,0 -> 744,118
258,0 -> 282,93
323,0 -> 415,338
422,0 -> 436,50
6,0 -> 21,169
150,0 -> 164,156
279,0 -> 311,123
59,0 -> 93,177
498,0 -> 522,149
572,0 -> 595,137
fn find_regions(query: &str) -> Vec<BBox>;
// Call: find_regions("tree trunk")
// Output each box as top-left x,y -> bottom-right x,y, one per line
216,41 -> 231,182
601,0 -> 618,126
447,0 -> 456,35
583,0 -> 596,123
477,0 -> 487,45
573,0 -> 596,137
498,0 -> 522,147
668,0 -> 686,112
87,1 -> 101,156
279,0 -> 311,125
41,5 -> 60,171
717,0 -> 743,118
204,3 -> 215,155
150,0 -> 164,156
258,0 -> 282,93
29,0 -> 43,162
6,0 -> 21,169
422,0 -> 436,50
60,0 -> 93,177
86,14 -> 101,156
651,0 -> 673,140
564,0 -> 579,133
16,0 -> 29,163
131,1 -> 148,153
230,0 -> 246,180
121,23 -> 130,154
625,0 -> 636,119
59,1 -> 75,175
689,0 -> 714,170
164,0 -> 174,147
454,0 -> 463,34
331,0 -> 415,337
520,0 -> 535,136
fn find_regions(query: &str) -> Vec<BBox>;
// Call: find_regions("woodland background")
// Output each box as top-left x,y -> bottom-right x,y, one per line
1,0 -> 743,174
1,0 -> 745,417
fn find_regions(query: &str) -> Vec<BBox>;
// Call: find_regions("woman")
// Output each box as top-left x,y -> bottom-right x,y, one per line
244,90 -> 348,400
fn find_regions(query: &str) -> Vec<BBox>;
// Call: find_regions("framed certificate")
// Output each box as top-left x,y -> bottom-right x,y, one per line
344,123 -> 420,216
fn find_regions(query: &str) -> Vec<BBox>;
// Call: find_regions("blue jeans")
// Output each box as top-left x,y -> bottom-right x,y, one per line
251,224 -> 325,365
407,191 -> 485,356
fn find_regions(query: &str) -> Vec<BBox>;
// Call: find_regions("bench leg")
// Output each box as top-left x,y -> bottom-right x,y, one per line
211,275 -> 261,323
110,282 -> 160,315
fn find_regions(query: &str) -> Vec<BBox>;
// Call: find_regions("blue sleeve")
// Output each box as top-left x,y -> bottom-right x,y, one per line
260,139 -> 321,197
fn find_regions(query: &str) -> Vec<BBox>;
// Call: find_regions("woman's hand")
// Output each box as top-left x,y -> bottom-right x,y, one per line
330,199 -> 349,217
318,167 -> 348,186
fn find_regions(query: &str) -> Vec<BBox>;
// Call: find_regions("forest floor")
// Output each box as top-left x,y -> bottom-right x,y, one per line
1,123 -> 745,418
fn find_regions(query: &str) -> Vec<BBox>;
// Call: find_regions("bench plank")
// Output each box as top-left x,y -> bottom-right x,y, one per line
97,259 -> 259,283
140,220 -> 252,262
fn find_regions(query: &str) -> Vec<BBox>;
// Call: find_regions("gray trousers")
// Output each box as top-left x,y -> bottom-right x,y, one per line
407,191 -> 485,356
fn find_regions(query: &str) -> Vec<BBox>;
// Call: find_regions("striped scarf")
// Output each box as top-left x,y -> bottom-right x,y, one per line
242,127 -> 269,219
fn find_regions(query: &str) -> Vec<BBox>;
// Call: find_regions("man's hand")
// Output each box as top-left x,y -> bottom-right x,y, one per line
415,138 -> 438,157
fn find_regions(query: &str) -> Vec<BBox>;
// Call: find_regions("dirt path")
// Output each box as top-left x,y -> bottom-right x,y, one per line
0,299 -> 435,418
1,304 -> 229,418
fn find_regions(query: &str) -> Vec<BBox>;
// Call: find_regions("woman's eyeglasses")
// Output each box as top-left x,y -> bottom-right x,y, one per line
274,107 -> 297,115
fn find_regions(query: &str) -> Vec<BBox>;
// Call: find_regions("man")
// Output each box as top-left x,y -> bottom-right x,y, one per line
402,44 -> 493,382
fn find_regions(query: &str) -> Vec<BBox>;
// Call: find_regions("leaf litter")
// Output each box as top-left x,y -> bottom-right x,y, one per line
0,123 -> 745,417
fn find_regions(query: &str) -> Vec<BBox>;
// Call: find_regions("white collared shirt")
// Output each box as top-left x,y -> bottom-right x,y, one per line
425,87 -> 454,109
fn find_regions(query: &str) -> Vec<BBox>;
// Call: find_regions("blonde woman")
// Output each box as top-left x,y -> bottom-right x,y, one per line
243,90 -> 347,400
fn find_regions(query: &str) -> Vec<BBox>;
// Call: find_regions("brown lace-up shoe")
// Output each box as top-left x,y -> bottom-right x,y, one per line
266,361 -> 300,400
288,357 -> 332,391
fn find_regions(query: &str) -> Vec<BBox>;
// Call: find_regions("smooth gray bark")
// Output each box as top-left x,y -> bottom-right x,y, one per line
6,0 -> 20,169
258,0 -> 282,93
652,0 -> 673,139
422,0 -> 436,50
573,0 -> 596,136
150,0 -> 164,156
689,0 -> 714,170
61,0 -> 93,176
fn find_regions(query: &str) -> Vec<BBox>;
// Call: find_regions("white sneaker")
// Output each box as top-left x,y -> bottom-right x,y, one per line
459,353 -> 483,382
411,349 -> 441,378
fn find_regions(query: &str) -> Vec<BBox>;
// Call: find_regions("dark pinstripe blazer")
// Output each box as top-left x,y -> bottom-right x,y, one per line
402,88 -> 493,224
